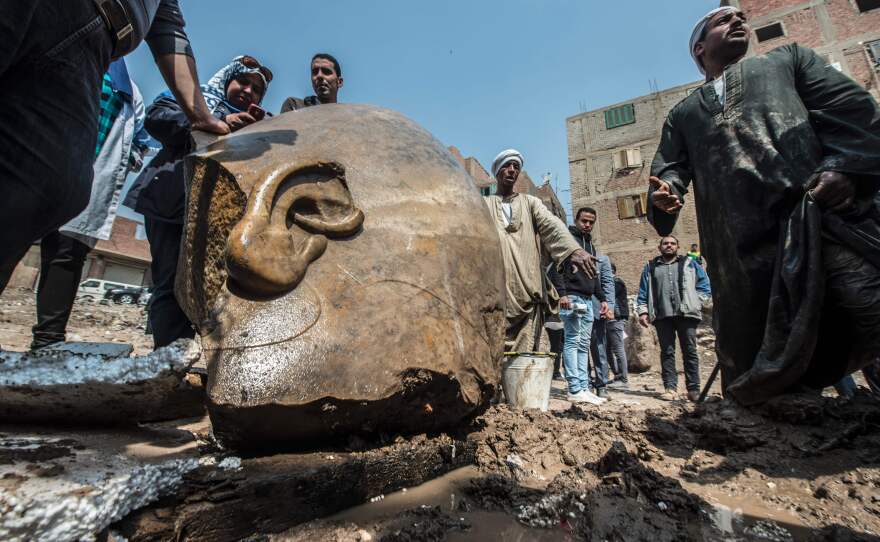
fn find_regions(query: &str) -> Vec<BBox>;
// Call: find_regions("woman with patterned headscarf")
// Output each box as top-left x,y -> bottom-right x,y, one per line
123,55 -> 272,349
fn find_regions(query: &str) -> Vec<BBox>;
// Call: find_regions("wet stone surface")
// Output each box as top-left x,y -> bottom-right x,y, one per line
179,105 -> 506,447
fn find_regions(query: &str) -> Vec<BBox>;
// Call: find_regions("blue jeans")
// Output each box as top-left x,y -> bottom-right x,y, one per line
834,374 -> 857,399
561,295 -> 594,394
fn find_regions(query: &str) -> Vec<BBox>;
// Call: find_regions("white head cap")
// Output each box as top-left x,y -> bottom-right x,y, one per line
491,149 -> 524,178
689,6 -> 737,75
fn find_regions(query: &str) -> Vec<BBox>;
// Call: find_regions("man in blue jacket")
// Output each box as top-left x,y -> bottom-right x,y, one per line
636,236 -> 711,401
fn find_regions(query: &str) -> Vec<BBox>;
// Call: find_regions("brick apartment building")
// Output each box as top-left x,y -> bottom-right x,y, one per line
726,0 -> 880,101
565,82 -> 703,286
8,217 -> 152,290
567,0 -> 880,286
448,146 -> 567,222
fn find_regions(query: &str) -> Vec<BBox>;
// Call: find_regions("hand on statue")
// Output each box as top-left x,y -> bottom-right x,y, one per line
810,171 -> 855,212
570,249 -> 598,279
191,110 -> 231,135
559,296 -> 572,310
225,112 -> 259,132
638,313 -> 650,328
649,176 -> 683,214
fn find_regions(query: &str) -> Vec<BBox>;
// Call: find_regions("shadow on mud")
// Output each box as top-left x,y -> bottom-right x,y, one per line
642,392 -> 880,485
460,440 -> 879,542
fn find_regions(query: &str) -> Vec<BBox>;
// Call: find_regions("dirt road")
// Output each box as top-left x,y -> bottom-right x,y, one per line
0,287 -> 152,354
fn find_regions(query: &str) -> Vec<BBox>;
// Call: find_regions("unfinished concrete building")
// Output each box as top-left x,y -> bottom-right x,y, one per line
565,83 -> 703,286
726,0 -> 880,100
567,0 -> 880,286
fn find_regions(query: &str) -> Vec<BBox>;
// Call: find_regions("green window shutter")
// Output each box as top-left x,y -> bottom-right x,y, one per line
604,103 -> 636,129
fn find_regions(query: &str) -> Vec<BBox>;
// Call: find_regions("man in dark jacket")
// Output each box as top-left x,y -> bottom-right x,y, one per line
549,248 -> 607,405
568,207 -> 615,398
636,236 -> 712,401
124,55 -> 272,348
606,263 -> 630,389
280,53 -> 343,113
649,6 -> 880,403
0,0 -> 228,297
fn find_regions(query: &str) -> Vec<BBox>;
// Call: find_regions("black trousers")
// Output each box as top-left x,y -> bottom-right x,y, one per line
548,327 -> 564,375
0,0 -> 112,295
31,231 -> 91,349
144,217 -> 194,349
654,316 -> 700,392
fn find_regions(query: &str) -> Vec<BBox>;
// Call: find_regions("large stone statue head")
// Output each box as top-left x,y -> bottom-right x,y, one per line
177,105 -> 505,447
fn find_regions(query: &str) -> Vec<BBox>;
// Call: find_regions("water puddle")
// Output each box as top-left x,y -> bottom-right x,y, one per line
704,493 -> 814,541
329,466 -> 574,541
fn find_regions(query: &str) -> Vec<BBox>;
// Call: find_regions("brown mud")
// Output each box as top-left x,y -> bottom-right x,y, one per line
276,394 -> 880,541
0,287 -> 152,354
3,288 -> 879,540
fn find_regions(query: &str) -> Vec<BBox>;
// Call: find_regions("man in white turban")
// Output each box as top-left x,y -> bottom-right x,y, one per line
484,149 -> 596,358
688,6 -> 737,75
648,6 -> 880,404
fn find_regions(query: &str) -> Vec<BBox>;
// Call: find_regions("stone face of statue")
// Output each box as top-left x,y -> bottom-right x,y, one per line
177,104 -> 506,447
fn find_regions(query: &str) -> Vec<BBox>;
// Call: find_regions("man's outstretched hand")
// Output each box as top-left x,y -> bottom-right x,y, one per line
649,176 -> 682,214
810,171 -> 855,212
570,249 -> 598,279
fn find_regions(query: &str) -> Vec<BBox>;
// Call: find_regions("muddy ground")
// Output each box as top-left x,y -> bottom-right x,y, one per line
2,288 -> 879,541
0,287 -> 152,354
271,394 -> 880,542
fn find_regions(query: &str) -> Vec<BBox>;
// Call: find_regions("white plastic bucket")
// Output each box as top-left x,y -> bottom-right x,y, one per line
501,353 -> 554,411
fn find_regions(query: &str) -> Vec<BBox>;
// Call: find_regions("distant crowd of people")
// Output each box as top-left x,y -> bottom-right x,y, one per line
485,5 -> 880,404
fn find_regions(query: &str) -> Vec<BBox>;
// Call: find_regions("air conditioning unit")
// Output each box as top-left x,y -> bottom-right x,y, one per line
612,148 -> 643,170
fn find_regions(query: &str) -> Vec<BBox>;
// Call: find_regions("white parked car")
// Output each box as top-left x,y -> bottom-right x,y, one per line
76,279 -> 141,302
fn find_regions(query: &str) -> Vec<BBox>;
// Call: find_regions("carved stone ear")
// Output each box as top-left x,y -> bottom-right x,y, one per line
225,162 -> 364,300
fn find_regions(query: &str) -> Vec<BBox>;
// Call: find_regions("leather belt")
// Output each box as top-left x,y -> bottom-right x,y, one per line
92,0 -> 133,58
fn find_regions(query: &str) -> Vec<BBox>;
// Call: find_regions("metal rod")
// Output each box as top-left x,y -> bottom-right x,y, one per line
698,362 -> 721,403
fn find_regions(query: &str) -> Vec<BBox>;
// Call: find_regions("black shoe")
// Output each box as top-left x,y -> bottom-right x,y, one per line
596,387 -> 609,399
553,372 -> 564,381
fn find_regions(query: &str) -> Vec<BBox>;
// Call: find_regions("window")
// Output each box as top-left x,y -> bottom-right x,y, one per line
604,103 -> 635,129
612,148 -> 642,170
104,283 -> 125,291
480,184 -> 496,196
755,22 -> 784,42
617,193 -> 648,219
868,40 -> 880,66
855,0 -> 880,13
81,280 -> 99,288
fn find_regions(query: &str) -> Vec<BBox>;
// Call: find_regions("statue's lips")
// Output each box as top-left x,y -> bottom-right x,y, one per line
201,281 -> 323,351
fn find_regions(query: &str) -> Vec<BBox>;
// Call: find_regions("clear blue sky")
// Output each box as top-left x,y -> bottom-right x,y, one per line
124,0 -> 718,222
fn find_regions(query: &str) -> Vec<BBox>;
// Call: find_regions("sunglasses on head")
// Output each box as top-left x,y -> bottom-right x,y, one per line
240,55 -> 273,83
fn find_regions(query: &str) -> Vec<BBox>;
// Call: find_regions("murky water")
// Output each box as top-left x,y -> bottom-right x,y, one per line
705,494 -> 814,541
330,467 -> 830,541
329,466 -> 574,541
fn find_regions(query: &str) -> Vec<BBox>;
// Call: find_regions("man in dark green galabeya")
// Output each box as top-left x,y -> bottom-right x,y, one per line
648,7 -> 880,404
